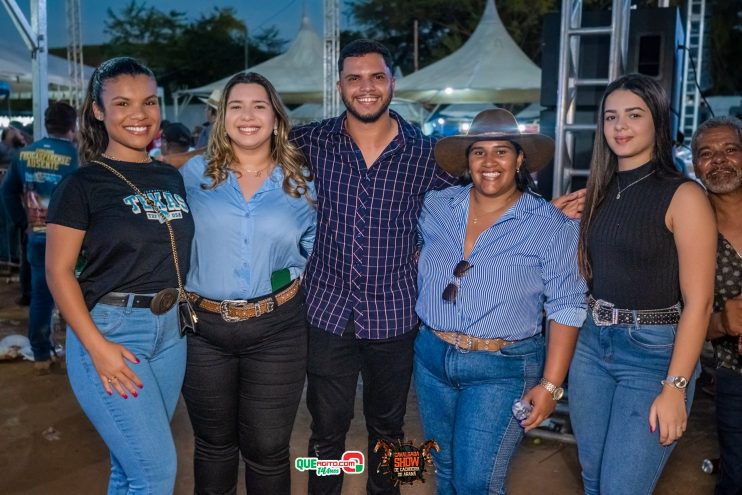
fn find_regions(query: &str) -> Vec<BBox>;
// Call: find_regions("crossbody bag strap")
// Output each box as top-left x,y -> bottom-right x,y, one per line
90,159 -> 186,299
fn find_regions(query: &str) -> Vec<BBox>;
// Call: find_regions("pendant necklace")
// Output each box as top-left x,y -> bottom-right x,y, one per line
239,163 -> 273,178
616,170 -> 655,199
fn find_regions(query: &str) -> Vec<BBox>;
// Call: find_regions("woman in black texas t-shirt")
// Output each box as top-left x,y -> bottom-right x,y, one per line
46,57 -> 194,494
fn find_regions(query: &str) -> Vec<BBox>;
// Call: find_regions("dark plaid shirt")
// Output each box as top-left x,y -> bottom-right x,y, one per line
291,111 -> 455,339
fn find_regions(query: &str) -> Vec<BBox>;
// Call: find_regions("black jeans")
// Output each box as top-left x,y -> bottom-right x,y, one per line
716,367 -> 742,495
306,317 -> 417,495
182,294 -> 307,495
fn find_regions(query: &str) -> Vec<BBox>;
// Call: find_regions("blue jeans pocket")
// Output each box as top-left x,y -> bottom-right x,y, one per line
498,334 -> 544,357
626,324 -> 676,351
90,304 -> 128,337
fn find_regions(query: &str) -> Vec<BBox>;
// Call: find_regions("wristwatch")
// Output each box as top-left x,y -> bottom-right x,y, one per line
539,378 -> 565,401
662,375 -> 688,391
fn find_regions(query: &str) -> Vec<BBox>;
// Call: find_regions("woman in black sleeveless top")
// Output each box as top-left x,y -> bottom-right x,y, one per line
568,74 -> 717,495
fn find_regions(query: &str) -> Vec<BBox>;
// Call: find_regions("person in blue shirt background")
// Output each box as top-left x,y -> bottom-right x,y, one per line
179,71 -> 315,495
1,101 -> 79,372
413,109 -> 587,495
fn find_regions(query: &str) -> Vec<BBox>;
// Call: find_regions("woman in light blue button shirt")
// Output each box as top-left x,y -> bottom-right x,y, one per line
414,109 -> 587,494
179,72 -> 315,495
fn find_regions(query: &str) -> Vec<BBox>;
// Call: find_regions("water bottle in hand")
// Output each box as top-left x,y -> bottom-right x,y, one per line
512,399 -> 532,421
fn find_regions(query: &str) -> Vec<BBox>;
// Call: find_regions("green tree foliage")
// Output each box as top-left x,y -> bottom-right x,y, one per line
707,0 -> 742,93
103,1 -> 287,97
347,0 -> 687,76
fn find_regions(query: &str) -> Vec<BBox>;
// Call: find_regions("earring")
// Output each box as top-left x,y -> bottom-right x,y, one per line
273,128 -> 278,136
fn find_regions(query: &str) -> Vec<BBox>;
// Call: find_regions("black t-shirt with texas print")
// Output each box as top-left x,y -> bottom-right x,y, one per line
47,156 -> 195,310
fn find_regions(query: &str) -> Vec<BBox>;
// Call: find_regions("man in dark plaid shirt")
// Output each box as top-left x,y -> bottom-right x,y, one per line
291,40 -> 455,495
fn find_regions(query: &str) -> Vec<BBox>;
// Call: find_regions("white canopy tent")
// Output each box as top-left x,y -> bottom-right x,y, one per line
174,15 -> 324,116
0,40 -> 93,99
394,0 -> 541,104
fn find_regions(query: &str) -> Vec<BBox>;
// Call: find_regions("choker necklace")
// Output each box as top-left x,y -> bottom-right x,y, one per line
102,153 -> 150,164
616,170 -> 655,199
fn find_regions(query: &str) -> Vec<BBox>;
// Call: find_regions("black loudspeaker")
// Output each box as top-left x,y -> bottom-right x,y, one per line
537,8 -> 685,197
540,8 -> 685,120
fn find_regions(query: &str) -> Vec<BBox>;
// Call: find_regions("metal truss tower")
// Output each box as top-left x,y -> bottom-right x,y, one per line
679,0 -> 706,144
65,0 -> 84,108
551,0 -> 631,198
323,0 -> 340,119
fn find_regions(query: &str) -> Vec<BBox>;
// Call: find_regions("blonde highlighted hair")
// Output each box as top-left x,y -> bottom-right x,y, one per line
203,72 -> 313,203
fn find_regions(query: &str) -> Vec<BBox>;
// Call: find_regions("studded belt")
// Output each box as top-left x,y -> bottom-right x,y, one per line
589,296 -> 681,326
189,279 -> 300,322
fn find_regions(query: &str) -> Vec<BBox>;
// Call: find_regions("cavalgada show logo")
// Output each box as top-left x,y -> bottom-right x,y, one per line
294,451 -> 365,476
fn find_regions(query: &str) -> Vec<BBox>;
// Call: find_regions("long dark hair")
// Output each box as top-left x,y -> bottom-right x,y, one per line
204,72 -> 313,203
78,57 -> 156,163
577,73 -> 681,286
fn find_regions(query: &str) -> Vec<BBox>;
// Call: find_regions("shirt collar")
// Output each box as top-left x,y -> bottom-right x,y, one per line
449,184 -> 548,220
331,109 -> 411,149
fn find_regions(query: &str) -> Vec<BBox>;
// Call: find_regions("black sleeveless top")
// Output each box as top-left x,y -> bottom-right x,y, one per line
587,161 -> 688,309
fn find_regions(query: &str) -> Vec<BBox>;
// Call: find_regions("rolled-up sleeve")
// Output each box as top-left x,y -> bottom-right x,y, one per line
541,219 -> 588,327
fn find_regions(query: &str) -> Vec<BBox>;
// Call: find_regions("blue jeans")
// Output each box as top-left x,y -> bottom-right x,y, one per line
66,300 -> 186,495
413,326 -> 544,495
715,367 -> 742,495
27,234 -> 55,361
568,314 -> 700,495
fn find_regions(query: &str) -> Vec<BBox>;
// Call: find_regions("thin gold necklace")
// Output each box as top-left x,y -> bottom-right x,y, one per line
102,152 -> 150,164
236,163 -> 273,178
471,190 -> 519,224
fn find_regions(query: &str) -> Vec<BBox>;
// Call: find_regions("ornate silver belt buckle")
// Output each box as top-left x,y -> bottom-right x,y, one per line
592,298 -> 615,326
220,299 -> 250,322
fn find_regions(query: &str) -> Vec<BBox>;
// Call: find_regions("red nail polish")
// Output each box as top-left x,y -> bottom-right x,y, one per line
132,391 -> 138,397
122,394 -> 128,399
138,383 -> 144,389
135,357 -> 140,364
107,390 -> 112,396
650,425 -> 655,433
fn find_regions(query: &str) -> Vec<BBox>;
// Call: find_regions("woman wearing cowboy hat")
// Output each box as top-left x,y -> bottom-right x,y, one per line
413,108 -> 587,494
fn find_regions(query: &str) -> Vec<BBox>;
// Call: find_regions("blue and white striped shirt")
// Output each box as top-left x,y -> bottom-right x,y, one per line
416,185 -> 587,340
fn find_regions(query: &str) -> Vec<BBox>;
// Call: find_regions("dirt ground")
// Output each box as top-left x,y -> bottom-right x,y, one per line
0,276 -> 720,494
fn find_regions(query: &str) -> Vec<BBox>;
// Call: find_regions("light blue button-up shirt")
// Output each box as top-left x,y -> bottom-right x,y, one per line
416,184 -> 587,341
181,155 -> 316,300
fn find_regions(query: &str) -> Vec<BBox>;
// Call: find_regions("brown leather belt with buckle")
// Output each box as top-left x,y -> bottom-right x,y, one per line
589,296 -> 681,326
189,279 -> 300,322
432,329 -> 515,353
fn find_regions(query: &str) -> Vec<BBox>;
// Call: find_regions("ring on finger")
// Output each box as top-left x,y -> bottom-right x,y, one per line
107,377 -> 113,384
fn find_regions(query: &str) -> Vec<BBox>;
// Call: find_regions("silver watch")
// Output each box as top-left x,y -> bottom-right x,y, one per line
663,375 -> 688,390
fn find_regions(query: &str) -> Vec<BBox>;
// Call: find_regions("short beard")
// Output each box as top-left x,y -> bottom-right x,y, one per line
701,165 -> 742,194
341,92 -> 393,124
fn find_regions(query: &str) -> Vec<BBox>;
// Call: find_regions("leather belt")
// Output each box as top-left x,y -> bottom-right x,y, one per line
432,329 -> 515,353
589,296 -> 681,326
99,292 -> 156,309
189,278 -> 300,322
